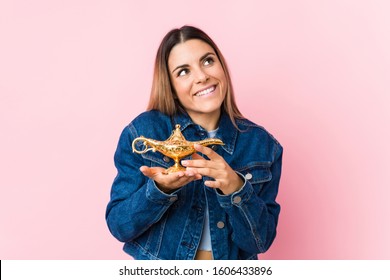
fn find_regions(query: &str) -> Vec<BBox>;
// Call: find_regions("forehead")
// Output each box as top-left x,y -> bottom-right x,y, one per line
168,39 -> 215,66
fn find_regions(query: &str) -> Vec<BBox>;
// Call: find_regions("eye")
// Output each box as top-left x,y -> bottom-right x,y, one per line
177,68 -> 189,77
203,56 -> 214,66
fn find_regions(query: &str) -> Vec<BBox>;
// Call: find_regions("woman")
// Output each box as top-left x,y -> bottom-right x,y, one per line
106,25 -> 283,260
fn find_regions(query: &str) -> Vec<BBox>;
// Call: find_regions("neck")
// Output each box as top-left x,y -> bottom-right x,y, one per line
187,110 -> 220,132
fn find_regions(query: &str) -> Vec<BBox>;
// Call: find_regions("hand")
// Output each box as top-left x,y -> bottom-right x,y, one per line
181,144 -> 243,195
140,166 -> 202,193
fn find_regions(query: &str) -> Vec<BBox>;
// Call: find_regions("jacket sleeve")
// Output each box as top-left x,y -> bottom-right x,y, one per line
105,125 -> 178,243
216,143 -> 283,254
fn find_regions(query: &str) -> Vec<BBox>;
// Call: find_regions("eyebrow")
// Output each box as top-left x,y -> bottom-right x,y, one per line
171,52 -> 216,74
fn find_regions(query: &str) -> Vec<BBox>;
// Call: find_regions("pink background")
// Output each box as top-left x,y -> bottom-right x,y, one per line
1,0 -> 389,259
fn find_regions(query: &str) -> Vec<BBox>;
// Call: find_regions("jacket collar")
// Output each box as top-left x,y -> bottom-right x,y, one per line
172,110 -> 237,155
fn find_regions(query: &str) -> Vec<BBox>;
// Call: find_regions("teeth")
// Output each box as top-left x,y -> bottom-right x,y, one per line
195,86 -> 215,96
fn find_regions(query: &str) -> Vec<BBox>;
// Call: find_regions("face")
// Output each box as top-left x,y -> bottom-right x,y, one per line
168,39 -> 227,127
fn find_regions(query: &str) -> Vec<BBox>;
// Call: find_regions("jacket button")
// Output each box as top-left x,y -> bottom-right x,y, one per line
245,173 -> 253,180
163,156 -> 170,163
233,196 -> 242,204
169,197 -> 177,202
217,221 -> 225,229
211,145 -> 217,151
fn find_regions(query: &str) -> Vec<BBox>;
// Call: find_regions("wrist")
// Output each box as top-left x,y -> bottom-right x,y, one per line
156,182 -> 176,194
221,174 -> 244,195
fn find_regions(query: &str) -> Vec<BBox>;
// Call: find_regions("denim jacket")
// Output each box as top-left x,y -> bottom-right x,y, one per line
106,110 -> 283,260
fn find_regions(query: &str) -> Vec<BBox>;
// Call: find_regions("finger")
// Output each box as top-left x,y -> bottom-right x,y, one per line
191,153 -> 205,160
186,166 -> 214,178
204,180 -> 221,189
184,168 -> 196,176
157,171 -> 191,189
140,166 -> 183,180
194,144 -> 221,160
184,168 -> 203,180
182,160 -> 212,171
183,158 -> 224,170
140,166 -> 163,178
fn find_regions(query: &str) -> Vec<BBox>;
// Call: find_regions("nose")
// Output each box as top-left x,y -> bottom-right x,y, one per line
195,69 -> 209,84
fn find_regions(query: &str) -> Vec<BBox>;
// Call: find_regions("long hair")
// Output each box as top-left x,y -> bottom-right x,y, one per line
147,25 -> 244,127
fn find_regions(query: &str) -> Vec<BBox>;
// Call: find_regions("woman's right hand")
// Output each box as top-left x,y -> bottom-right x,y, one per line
139,166 -> 202,193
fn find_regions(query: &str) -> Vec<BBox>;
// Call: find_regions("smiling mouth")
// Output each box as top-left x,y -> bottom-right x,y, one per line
194,85 -> 216,97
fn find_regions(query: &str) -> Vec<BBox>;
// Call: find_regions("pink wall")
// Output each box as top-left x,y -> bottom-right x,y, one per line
1,0 -> 389,259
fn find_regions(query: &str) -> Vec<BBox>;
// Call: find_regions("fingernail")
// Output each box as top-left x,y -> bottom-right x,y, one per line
181,160 -> 188,166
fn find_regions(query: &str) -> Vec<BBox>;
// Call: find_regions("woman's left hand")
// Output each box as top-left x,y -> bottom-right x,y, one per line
181,144 -> 243,195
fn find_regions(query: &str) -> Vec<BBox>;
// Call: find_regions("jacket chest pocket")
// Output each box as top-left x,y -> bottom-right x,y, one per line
237,163 -> 272,193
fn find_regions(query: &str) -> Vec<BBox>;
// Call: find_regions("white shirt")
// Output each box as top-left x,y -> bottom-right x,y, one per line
198,128 -> 218,252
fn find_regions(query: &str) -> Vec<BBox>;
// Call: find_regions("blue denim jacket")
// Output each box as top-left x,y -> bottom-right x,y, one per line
106,110 -> 283,260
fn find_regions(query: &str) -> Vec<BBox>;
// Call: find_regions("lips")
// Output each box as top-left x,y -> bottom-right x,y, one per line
194,85 -> 216,97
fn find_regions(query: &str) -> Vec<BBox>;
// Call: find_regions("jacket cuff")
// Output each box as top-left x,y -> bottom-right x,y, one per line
215,172 -> 254,208
145,178 -> 179,205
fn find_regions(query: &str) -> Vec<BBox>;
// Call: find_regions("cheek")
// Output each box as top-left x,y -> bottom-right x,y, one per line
210,66 -> 227,83
172,79 -> 192,96
216,72 -> 228,91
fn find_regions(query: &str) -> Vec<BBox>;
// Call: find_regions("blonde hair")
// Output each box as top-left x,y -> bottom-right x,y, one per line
147,25 -> 243,127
